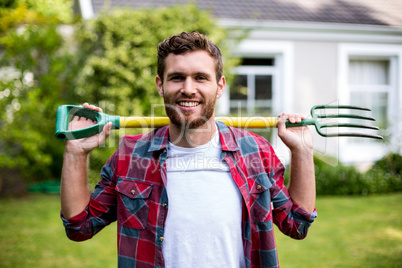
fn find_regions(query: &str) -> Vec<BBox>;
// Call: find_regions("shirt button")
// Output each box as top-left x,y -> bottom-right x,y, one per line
256,185 -> 262,190
131,189 -> 136,195
159,237 -> 164,242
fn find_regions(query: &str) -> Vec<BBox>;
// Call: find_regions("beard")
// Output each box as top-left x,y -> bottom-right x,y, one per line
163,92 -> 217,129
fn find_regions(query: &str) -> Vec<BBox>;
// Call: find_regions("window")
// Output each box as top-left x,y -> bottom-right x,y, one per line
338,43 -> 402,163
348,59 -> 390,130
230,58 -> 275,116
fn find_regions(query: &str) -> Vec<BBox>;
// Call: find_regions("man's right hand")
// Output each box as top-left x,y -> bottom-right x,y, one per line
61,103 -> 113,219
65,103 -> 113,155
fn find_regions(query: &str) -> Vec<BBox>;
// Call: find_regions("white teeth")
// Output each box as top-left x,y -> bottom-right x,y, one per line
179,102 -> 199,107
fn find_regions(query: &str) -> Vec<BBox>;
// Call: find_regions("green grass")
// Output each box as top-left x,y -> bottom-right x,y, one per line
0,194 -> 117,267
275,194 -> 402,267
0,193 -> 401,267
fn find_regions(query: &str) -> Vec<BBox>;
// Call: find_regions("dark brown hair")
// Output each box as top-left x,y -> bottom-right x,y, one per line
157,31 -> 223,82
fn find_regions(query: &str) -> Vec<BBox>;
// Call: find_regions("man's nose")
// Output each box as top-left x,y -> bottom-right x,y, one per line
181,77 -> 196,95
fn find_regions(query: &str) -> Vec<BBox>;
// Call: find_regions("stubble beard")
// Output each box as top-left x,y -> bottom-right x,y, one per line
163,91 -> 217,130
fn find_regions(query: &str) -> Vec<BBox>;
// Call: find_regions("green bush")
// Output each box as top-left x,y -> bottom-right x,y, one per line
0,7 -> 79,184
74,4 -> 237,117
364,153 -> 402,194
373,153 -> 402,176
0,3 -> 240,189
284,153 -> 402,196
314,157 -> 366,195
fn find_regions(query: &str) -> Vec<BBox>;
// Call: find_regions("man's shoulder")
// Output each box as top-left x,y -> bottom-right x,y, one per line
229,127 -> 273,154
216,121 -> 267,141
227,126 -> 270,145
118,126 -> 168,151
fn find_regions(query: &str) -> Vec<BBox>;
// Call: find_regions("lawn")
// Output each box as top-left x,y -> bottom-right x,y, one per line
0,193 -> 400,267
275,194 -> 401,267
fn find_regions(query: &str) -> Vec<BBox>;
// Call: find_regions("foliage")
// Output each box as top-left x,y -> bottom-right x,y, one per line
0,0 -> 73,31
363,153 -> 402,194
18,0 -> 74,23
0,2 -> 78,184
372,152 -> 402,176
0,3 -> 240,185
287,153 -> 402,196
0,3 -> 52,33
0,0 -> 73,34
0,0 -> 17,8
0,23 -> 81,181
314,156 -> 367,195
74,4 -> 237,117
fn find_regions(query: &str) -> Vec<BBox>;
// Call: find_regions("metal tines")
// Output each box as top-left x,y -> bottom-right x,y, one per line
310,105 -> 383,139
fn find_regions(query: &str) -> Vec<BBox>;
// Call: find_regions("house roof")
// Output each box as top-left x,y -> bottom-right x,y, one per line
88,0 -> 402,28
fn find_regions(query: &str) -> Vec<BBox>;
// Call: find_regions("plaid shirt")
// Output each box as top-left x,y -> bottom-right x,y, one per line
62,121 -> 317,268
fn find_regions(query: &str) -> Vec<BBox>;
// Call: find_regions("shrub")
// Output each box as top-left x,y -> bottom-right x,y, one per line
284,153 -> 402,196
363,153 -> 402,194
0,15 -> 79,184
373,153 -> 402,176
314,157 -> 366,195
0,3 -> 240,188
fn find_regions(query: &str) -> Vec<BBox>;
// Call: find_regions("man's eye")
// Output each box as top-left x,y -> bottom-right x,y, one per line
171,76 -> 184,81
196,76 -> 207,81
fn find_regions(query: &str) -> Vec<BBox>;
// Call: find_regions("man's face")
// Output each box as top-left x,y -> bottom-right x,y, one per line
156,50 -> 225,129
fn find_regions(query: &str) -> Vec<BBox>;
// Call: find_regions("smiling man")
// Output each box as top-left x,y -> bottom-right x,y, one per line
61,31 -> 317,268
156,48 -> 225,147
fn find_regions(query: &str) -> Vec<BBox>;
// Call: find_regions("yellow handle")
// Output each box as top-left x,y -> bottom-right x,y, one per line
119,116 -> 278,128
120,117 -> 170,128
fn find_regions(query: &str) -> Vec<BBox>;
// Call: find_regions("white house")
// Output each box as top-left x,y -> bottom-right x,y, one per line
75,0 -> 402,167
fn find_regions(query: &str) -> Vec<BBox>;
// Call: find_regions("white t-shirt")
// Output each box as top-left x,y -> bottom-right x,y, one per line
163,130 -> 245,268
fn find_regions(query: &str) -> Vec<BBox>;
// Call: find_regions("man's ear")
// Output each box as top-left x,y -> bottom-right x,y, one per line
155,76 -> 164,97
216,76 -> 226,99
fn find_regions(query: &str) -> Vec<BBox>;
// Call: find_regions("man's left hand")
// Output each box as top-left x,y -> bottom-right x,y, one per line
277,113 -> 313,153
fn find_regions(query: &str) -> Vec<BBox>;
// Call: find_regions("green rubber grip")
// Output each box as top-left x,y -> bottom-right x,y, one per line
55,105 -> 120,140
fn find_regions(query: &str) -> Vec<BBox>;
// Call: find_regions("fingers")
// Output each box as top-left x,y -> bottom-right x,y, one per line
70,114 -> 97,125
282,113 -> 304,124
71,103 -> 102,123
277,112 -> 304,137
277,113 -> 289,139
97,122 -> 113,145
83,102 -> 103,113
277,113 -> 304,128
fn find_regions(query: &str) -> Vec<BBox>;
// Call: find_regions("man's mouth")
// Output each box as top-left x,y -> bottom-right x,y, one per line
178,101 -> 200,107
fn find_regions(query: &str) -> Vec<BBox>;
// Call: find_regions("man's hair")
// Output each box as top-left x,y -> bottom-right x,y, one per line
157,31 -> 223,83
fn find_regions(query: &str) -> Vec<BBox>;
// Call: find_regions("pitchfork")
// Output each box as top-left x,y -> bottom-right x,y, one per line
55,104 -> 383,140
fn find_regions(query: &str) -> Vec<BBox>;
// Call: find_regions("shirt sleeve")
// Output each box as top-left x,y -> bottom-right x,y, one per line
264,145 -> 317,240
61,149 -> 119,242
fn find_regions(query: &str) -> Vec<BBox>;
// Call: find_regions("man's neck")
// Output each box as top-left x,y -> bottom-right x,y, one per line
168,118 -> 217,148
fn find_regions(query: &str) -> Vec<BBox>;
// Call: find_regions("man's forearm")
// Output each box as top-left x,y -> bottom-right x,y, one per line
60,151 -> 92,219
287,147 -> 316,213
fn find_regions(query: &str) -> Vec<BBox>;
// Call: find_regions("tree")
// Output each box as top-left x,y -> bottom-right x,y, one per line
0,2 -> 78,193
74,4 -> 236,116
0,3 -> 240,192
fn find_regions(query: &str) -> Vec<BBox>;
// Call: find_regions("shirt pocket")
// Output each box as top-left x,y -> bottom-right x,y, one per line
249,173 -> 273,223
116,178 -> 153,229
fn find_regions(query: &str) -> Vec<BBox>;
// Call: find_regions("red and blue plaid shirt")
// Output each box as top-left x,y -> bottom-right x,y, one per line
62,121 -> 317,268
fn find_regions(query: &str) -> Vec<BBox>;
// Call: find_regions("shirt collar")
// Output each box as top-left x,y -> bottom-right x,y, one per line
147,121 -> 240,152
148,126 -> 169,152
216,121 -> 240,152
